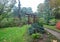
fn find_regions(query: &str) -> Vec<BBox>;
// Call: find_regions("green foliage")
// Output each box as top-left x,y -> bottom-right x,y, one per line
37,3 -> 45,17
50,19 -> 56,23
49,19 -> 56,26
38,18 -> 45,25
49,0 -> 60,19
0,17 -> 28,28
31,33 -> 42,39
0,18 -> 21,28
44,25 -> 60,32
21,7 -> 33,16
53,8 -> 60,19
0,25 -> 30,42
21,17 -> 27,25
0,0 -> 16,22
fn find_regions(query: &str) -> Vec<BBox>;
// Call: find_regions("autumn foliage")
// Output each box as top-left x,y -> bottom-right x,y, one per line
56,21 -> 60,30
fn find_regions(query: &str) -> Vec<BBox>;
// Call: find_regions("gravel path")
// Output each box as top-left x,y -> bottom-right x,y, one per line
45,28 -> 60,40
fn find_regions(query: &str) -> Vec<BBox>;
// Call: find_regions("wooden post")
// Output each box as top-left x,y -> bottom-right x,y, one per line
28,15 -> 31,24
26,13 -> 37,24
33,15 -> 36,23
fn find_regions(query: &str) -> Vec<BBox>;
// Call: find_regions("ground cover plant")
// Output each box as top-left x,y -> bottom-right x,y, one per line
0,25 -> 30,42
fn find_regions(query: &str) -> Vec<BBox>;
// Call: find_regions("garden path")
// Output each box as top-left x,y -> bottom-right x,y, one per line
45,28 -> 60,40
38,33 -> 48,42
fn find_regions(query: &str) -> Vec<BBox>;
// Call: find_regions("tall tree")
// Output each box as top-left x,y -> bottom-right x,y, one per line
0,0 -> 16,21
12,6 -> 18,17
49,0 -> 60,19
44,0 -> 51,24
18,0 -> 21,20
21,7 -> 33,15
37,3 -> 45,17
26,7 -> 33,14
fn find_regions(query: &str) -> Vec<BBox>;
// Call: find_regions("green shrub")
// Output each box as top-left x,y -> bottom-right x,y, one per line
0,17 -> 28,28
39,18 -> 44,24
0,18 -> 21,28
49,19 -> 57,26
31,33 -> 42,39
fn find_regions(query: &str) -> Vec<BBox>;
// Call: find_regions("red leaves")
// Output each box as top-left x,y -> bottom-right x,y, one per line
56,21 -> 60,30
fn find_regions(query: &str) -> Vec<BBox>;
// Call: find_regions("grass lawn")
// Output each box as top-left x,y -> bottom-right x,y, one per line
44,25 -> 60,32
0,25 -> 31,42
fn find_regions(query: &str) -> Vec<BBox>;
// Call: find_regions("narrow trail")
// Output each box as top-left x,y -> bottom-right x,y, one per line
45,28 -> 60,40
38,33 -> 48,42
